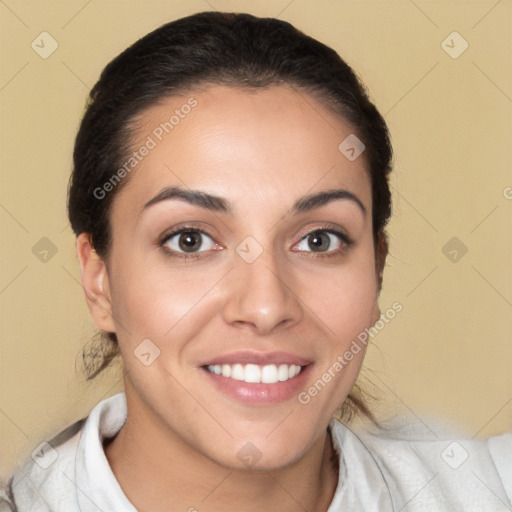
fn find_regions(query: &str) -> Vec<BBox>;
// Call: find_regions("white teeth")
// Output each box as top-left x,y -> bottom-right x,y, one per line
207,363 -> 302,383
244,364 -> 261,383
278,363 -> 289,381
231,364 -> 244,381
261,364 -> 278,384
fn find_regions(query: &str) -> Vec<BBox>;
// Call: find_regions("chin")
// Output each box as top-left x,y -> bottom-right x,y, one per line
203,425 -> 319,472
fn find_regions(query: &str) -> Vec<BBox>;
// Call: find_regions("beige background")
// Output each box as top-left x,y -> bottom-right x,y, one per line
1,0 -> 511,478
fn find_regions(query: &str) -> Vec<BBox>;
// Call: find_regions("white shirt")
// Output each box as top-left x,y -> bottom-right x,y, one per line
2,392 -> 511,511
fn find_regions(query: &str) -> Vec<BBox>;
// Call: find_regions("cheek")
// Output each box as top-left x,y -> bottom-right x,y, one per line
298,255 -> 378,341
297,258 -> 377,407
108,255 -> 225,345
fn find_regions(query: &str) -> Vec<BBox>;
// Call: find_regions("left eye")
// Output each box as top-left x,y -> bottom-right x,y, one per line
295,231 -> 344,253
163,230 -> 217,253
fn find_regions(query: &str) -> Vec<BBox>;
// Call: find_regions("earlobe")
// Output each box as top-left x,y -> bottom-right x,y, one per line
370,230 -> 388,326
76,233 -> 116,333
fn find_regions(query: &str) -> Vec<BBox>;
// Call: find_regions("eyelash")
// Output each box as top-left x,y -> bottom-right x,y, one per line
159,226 -> 216,260
158,224 -> 354,260
294,225 -> 354,260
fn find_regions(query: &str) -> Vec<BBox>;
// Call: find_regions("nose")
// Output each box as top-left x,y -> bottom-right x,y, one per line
221,250 -> 303,335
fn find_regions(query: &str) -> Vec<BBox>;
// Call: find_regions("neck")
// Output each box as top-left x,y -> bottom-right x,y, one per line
104,389 -> 339,512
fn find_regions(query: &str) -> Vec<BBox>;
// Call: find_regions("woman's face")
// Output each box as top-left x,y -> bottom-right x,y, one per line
89,85 -> 380,469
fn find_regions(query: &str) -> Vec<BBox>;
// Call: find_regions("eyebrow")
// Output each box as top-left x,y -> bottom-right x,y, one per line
142,186 -> 366,216
293,189 -> 366,215
142,186 -> 231,213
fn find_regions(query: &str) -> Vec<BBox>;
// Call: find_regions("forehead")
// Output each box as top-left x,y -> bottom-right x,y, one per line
116,84 -> 372,212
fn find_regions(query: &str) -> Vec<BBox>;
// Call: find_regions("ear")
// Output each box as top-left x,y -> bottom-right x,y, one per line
370,299 -> 381,327
370,230 -> 389,325
76,233 -> 116,333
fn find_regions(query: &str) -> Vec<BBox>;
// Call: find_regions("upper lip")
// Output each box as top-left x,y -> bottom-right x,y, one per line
200,351 -> 312,367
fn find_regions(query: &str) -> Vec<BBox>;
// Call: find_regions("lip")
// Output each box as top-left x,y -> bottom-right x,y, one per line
199,350 -> 313,367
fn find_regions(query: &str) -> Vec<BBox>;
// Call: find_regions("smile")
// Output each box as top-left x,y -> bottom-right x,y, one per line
206,363 -> 303,384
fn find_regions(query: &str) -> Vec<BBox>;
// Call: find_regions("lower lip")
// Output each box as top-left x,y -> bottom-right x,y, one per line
201,365 -> 313,405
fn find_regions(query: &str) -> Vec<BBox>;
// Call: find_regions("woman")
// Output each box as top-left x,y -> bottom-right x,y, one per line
2,11 -> 510,512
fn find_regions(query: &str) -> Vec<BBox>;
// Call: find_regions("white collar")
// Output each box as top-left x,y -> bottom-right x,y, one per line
75,392 -> 393,511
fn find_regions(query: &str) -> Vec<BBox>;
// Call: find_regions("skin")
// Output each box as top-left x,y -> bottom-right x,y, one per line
77,84 -> 385,512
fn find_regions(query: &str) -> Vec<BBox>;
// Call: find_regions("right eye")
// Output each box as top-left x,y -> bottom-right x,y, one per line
161,229 -> 220,255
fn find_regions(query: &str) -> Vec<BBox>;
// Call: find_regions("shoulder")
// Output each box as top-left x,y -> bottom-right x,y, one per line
4,419 -> 84,512
4,393 -> 127,512
330,417 -> 512,512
